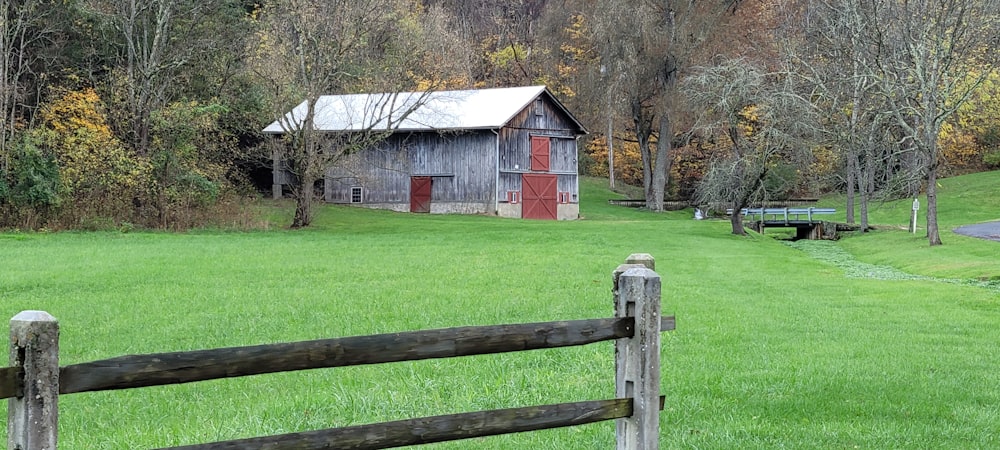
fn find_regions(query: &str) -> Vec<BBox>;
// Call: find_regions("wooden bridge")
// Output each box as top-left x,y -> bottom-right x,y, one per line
728,207 -> 844,240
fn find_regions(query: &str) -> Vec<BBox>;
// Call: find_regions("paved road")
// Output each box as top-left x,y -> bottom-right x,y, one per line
954,221 -> 1000,242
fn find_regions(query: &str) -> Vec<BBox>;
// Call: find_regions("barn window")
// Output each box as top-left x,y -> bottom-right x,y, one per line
506,190 -> 521,204
558,192 -> 571,204
350,186 -> 363,203
534,98 -> 544,116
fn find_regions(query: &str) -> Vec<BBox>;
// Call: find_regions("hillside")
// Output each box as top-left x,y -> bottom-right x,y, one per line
834,170 -> 1000,281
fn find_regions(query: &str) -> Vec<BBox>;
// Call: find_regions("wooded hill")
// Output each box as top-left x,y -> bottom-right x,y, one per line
2,0 -> 998,242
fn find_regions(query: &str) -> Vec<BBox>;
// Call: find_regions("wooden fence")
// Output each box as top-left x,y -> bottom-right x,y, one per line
4,254 -> 672,450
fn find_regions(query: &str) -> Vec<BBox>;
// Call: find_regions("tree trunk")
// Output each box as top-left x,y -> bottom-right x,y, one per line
925,163 -> 941,245
631,99 -> 653,204
607,117 -> 615,189
637,132 -> 652,204
859,152 -> 872,232
845,152 -> 856,224
729,209 -> 745,235
291,177 -> 314,228
648,113 -> 672,212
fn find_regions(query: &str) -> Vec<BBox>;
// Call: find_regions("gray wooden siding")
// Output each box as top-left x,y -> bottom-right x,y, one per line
497,94 -> 581,204
558,174 -> 578,200
319,91 -> 583,212
326,177 -> 359,203
499,172 -> 522,195
498,98 -> 579,174
549,137 -> 577,173
326,131 -> 496,205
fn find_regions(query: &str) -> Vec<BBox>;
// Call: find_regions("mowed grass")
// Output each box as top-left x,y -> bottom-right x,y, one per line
1,176 -> 999,449
822,170 -> 1000,281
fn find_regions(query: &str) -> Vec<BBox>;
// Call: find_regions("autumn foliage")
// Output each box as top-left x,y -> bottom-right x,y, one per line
1,0 -> 998,229
0,86 -> 249,230
940,70 -> 1000,174
38,88 -> 150,202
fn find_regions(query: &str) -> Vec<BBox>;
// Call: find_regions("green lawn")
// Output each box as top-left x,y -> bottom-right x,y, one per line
830,170 -> 1000,281
1,175 -> 998,449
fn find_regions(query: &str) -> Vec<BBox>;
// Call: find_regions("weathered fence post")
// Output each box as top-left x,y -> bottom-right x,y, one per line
614,254 -> 661,450
8,311 -> 59,450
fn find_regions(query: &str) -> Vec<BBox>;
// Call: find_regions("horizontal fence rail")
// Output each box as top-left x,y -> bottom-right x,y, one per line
57,317 -> 637,395
6,254 -> 669,450
2,317 -> 675,399
0,366 -> 20,399
160,397 -> 664,450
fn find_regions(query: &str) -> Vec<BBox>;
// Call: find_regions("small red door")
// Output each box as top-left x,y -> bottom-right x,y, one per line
522,174 -> 558,220
410,176 -> 432,213
530,136 -> 551,171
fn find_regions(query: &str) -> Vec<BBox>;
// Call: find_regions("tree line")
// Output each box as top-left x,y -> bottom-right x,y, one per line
2,0 -> 998,244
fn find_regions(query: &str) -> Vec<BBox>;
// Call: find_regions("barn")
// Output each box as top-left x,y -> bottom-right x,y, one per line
263,85 -> 588,220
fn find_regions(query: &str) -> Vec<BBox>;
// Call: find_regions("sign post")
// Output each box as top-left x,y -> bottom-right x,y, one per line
910,198 -> 920,234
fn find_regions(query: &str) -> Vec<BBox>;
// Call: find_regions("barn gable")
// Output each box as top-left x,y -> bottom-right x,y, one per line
264,86 -> 587,219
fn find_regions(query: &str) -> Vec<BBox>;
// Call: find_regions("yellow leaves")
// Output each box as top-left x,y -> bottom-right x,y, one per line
564,14 -> 588,42
36,88 -> 151,195
534,74 -> 575,98
938,69 -> 1000,174
738,104 -> 760,137
804,145 -> 839,182
938,121 -> 981,171
488,43 -> 530,69
412,75 -> 470,92
584,135 -> 644,186
39,88 -> 110,136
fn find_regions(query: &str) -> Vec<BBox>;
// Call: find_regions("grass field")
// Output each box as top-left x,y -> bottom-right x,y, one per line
2,173 -> 999,449
832,170 -> 1000,281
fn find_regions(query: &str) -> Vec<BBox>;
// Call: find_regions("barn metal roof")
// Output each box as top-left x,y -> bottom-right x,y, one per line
262,85 -> 586,134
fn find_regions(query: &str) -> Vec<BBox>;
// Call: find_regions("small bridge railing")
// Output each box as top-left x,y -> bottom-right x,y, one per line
726,207 -> 837,224
4,254 -> 672,450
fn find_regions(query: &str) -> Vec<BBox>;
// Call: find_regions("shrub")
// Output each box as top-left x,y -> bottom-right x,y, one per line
0,135 -> 63,228
36,87 -> 150,226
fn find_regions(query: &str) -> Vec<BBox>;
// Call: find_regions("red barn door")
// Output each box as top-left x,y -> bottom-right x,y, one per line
530,136 -> 550,171
521,174 -> 557,220
410,176 -> 432,213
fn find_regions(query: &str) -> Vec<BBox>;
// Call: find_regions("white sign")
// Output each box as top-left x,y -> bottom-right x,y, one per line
912,198 -> 920,211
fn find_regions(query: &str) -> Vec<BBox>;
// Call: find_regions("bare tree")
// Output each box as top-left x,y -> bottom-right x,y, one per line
252,0 -> 438,228
797,0 -> 1000,241
85,0 -> 227,156
1,0 -> 66,171
685,57 -> 819,235
866,0 -> 1000,245
798,0 -> 888,231
589,0 -> 738,211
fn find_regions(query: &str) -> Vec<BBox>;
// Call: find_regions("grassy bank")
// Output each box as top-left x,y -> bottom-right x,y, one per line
831,170 -> 1000,281
1,176 -> 998,449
